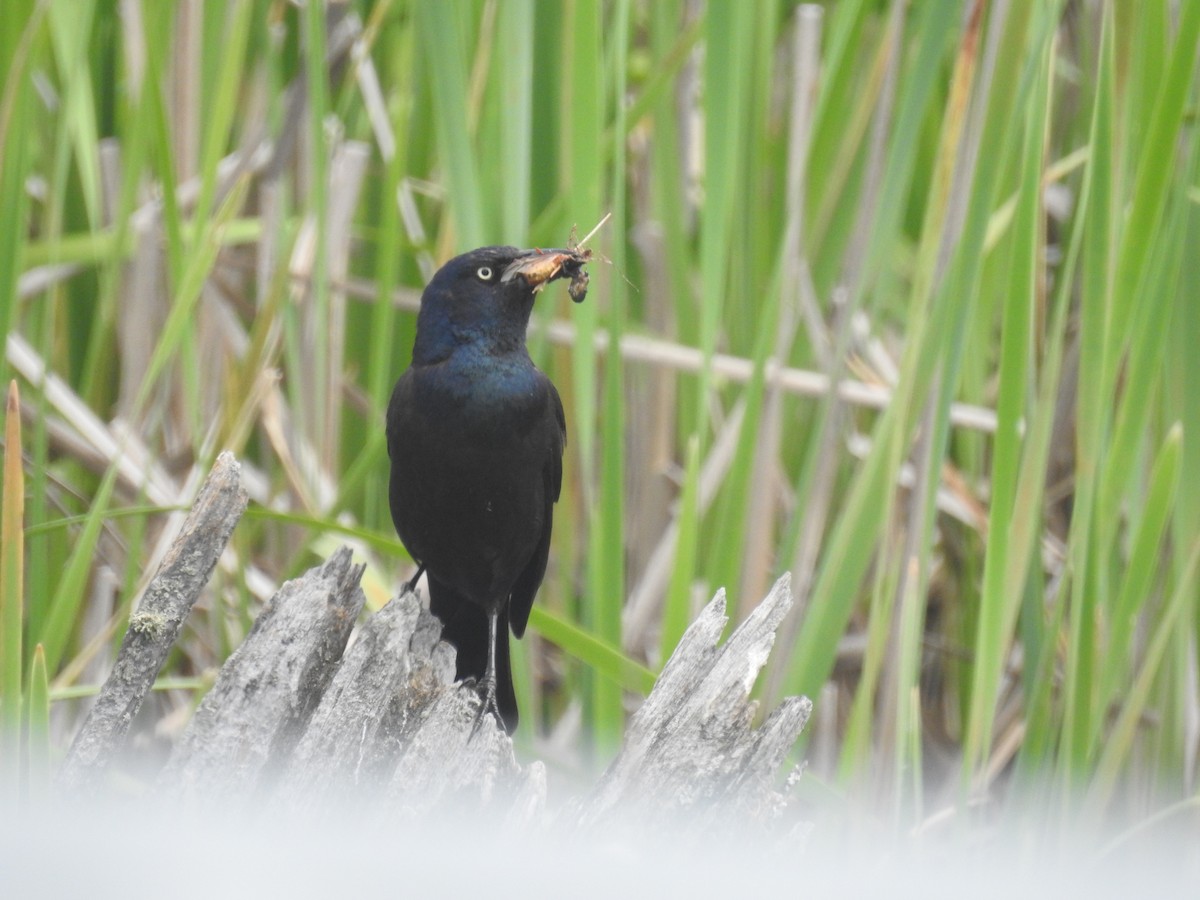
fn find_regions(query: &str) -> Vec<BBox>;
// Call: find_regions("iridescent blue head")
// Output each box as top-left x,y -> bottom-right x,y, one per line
411,245 -> 585,366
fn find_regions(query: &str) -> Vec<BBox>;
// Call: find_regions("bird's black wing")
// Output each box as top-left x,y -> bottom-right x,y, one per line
508,379 -> 565,639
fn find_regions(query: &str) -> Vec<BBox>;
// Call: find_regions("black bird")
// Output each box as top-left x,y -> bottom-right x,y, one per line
387,245 -> 586,734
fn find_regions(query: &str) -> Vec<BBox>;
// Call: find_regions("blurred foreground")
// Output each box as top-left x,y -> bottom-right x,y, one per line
3,796 -> 1198,899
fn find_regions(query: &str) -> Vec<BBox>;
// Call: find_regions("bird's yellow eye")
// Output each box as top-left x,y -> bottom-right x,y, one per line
476,266 -> 494,281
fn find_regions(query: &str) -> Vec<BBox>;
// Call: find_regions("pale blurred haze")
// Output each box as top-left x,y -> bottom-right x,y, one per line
2,800 -> 1197,899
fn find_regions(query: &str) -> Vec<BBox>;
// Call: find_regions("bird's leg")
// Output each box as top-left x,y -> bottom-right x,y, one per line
469,609 -> 503,739
402,563 -> 426,596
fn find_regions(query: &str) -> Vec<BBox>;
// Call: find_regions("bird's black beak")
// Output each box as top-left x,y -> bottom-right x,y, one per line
501,247 -> 591,303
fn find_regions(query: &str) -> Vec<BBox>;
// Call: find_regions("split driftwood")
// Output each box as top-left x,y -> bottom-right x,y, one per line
57,451 -> 248,793
57,452 -> 812,833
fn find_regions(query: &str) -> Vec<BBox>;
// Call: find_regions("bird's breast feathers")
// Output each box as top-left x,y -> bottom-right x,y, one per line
409,356 -> 551,429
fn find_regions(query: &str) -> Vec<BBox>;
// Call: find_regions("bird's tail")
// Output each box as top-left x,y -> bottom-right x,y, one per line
427,574 -> 518,733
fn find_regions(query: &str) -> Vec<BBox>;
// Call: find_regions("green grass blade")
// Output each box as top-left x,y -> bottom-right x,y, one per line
131,177 -> 251,416
26,643 -> 49,800
590,0 -> 632,746
1106,1 -> 1200,382
414,2 -> 487,248
694,1 -> 754,442
1092,425 -> 1182,754
190,1 -> 254,238
35,462 -> 118,676
960,7 -> 1050,785
660,436 -> 701,664
1,382 -> 24,779
528,606 -> 654,697
1085,531 -> 1200,814
47,0 -> 101,228
0,1 -> 39,360
557,0 -> 607,742
496,0 -> 533,244
1058,0 -> 1117,781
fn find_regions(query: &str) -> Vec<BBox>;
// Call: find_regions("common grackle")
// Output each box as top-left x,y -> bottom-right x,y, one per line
387,245 -> 587,734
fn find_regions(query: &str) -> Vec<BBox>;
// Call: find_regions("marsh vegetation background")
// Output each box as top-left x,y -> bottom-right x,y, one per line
1,0 -> 1198,842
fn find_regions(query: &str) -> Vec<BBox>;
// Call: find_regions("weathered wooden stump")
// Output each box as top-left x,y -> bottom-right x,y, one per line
57,452 -> 248,793
57,453 -> 811,834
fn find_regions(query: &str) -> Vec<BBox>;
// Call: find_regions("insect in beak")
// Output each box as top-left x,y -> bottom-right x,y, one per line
501,247 -> 592,303
500,214 -> 609,303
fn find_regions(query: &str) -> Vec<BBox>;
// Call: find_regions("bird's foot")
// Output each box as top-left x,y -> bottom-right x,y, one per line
401,563 -> 427,597
468,673 -> 503,741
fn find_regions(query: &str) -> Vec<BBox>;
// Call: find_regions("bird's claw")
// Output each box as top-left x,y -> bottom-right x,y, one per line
468,674 -> 503,741
401,563 -> 426,597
